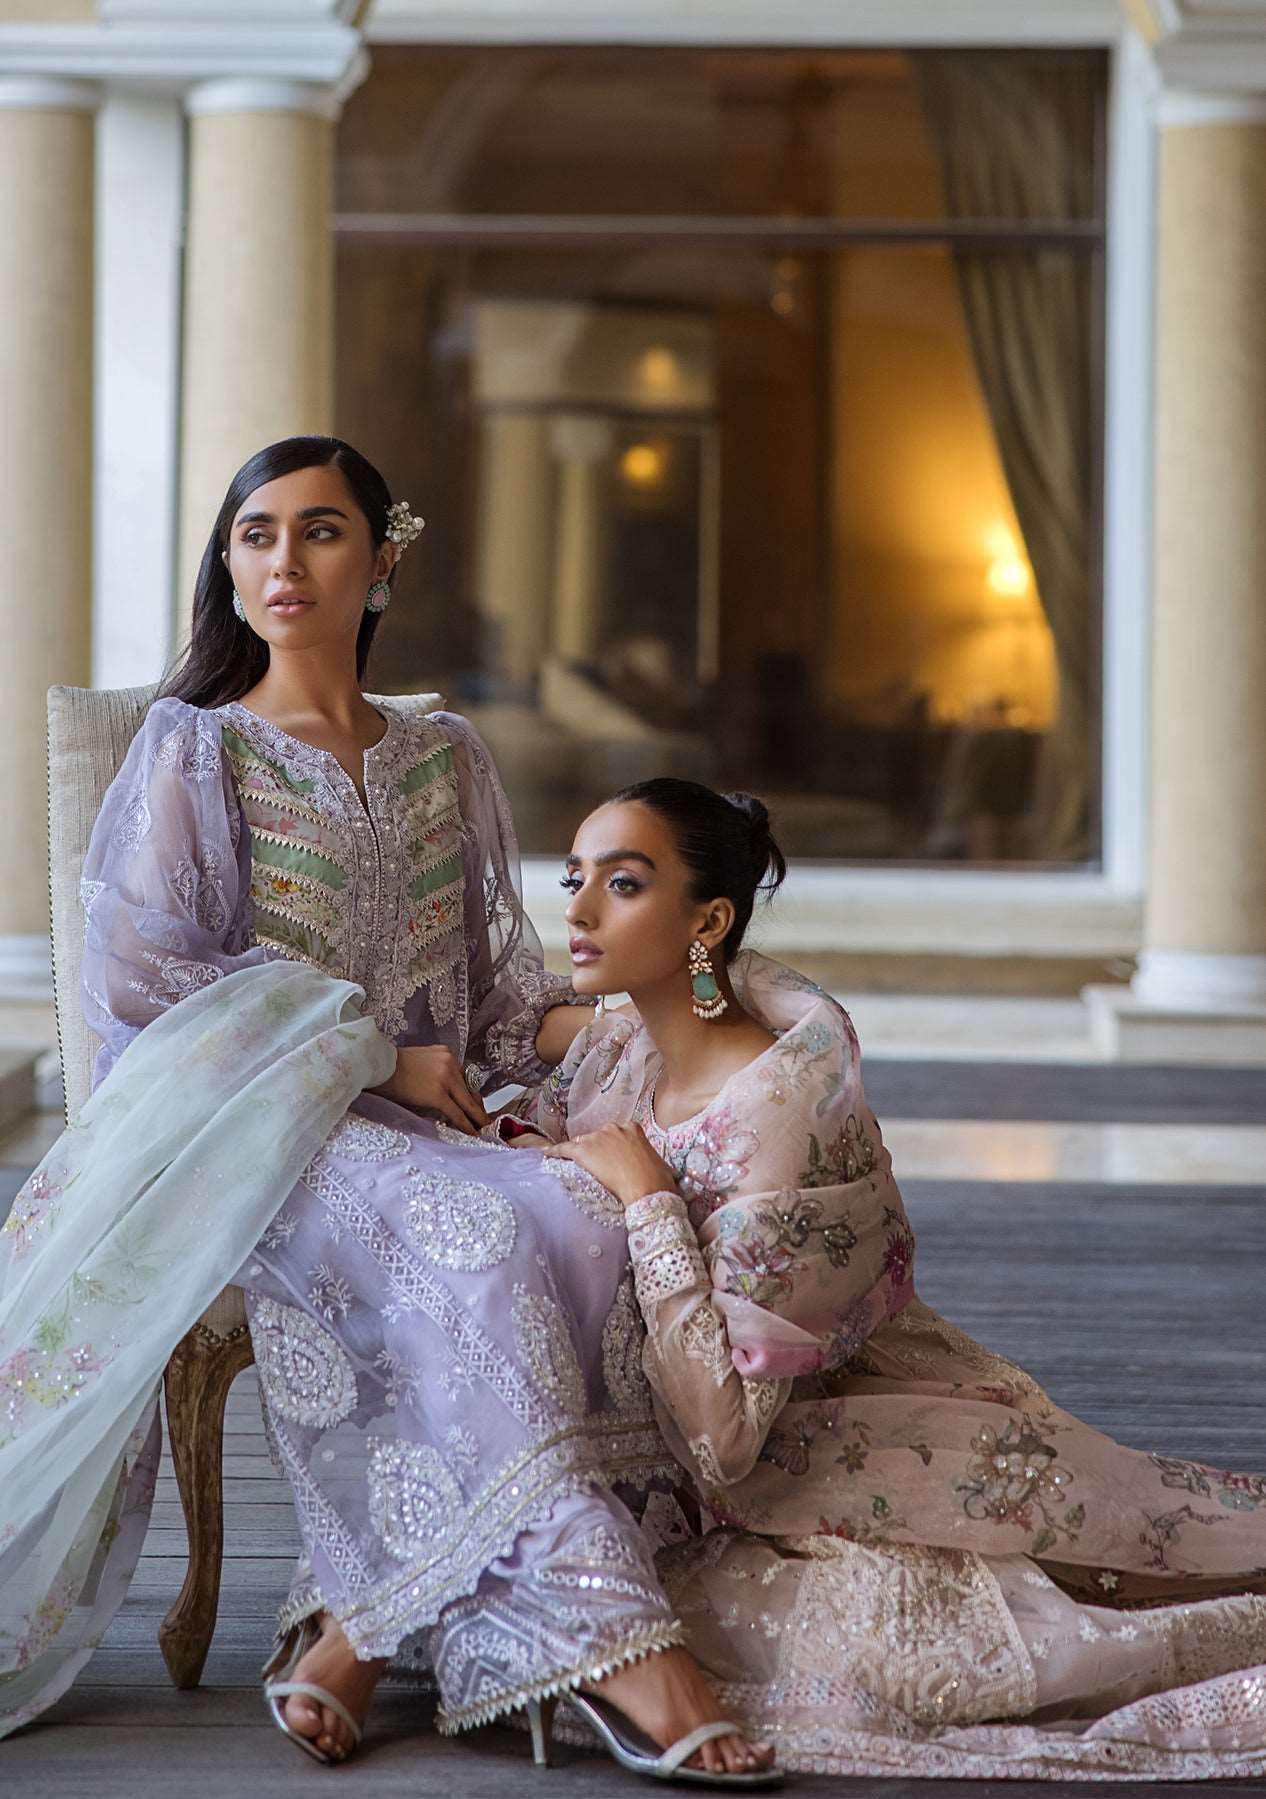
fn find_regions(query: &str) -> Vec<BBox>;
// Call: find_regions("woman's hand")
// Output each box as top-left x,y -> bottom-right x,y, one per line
372,1046 -> 489,1135
549,1122 -> 678,1208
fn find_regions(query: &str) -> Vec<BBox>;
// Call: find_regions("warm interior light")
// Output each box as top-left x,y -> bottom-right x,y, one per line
986,555 -> 1030,597
636,347 -> 680,397
619,442 -> 665,487
982,523 -> 1032,599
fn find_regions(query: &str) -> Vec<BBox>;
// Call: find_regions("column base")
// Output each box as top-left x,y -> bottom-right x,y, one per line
1084,983 -> 1266,1065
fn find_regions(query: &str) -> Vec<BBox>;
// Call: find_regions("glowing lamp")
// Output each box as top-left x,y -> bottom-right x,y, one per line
987,555 -> 1030,597
619,443 -> 665,487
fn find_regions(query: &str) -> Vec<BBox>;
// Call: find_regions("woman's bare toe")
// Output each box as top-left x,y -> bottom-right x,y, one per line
585,1646 -> 775,1777
277,1613 -> 384,1761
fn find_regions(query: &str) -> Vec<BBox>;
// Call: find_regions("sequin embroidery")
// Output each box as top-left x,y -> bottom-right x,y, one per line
401,1172 -> 517,1272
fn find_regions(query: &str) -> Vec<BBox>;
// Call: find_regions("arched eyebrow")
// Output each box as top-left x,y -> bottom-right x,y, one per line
235,506 -> 351,526
565,850 -> 657,871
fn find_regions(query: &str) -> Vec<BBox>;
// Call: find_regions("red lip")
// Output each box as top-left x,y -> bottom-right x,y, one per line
569,936 -> 602,961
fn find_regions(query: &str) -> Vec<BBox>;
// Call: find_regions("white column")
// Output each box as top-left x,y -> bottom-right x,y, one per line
0,78 -> 98,1019
93,91 -> 184,688
475,413 -> 555,678
177,78 -> 340,626
548,414 -> 615,666
1090,94 -> 1266,1062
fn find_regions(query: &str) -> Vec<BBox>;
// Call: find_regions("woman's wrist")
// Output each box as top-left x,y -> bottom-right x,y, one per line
625,1187 -> 687,1227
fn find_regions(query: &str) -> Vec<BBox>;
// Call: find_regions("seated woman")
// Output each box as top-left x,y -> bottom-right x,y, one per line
506,776 -> 1266,1782
0,435 -> 773,1786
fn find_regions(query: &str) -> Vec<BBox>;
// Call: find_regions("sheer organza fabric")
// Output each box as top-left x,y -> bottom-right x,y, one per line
520,955 -> 1266,1779
0,962 -> 393,1736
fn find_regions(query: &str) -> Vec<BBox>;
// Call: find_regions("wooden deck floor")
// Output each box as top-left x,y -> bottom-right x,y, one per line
4,1066 -> 1266,1795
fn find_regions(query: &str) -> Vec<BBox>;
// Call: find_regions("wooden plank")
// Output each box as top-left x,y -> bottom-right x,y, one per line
22,1155 -> 1266,1798
141,1529 -> 300,1557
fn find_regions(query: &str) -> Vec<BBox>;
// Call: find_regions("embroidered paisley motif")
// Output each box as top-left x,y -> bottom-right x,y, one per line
251,1297 -> 358,1429
512,1287 -> 587,1417
601,1274 -> 653,1417
325,1115 -> 411,1164
368,1439 -> 468,1563
543,1153 -> 625,1230
401,1172 -> 517,1272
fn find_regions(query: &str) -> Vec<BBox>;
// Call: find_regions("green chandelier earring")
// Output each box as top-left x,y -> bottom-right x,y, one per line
689,939 -> 726,1020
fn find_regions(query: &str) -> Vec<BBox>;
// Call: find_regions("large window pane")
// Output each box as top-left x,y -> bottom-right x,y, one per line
336,47 -> 1105,865
338,46 -> 1104,225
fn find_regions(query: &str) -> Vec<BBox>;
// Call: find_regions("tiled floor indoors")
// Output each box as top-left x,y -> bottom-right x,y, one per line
3,1054 -> 1265,1797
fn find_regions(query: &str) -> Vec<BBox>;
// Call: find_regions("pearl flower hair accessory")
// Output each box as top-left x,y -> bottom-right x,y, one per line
385,500 -> 425,552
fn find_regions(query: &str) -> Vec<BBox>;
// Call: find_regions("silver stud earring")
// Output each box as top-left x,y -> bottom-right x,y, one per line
231,590 -> 246,622
366,578 -> 391,613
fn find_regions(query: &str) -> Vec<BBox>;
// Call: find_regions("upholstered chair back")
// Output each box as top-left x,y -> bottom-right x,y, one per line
48,682 -> 159,1121
46,683 -> 439,1345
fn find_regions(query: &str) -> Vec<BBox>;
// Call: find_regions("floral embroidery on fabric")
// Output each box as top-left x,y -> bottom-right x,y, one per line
1152,1452 -> 1266,1513
111,782 -> 151,853
800,1115 -> 877,1188
307,1263 -> 354,1321
958,1415 -> 1079,1555
151,717 -> 224,782
251,1297 -> 358,1430
0,1341 -> 108,1443
717,1191 -> 858,1294
132,950 -> 222,1010
401,1172 -> 517,1272
543,1153 -> 625,1230
1,1169 -> 63,1260
511,1286 -> 587,1418
167,849 -> 231,936
216,702 -> 466,1040
760,1019 -> 838,1107
1138,1504 -> 1233,1571
592,1025 -> 635,1095
881,1204 -> 916,1295
78,876 -> 106,919
601,1274 -> 653,1417
375,1349 -> 423,1411
324,1114 -> 411,1164
368,1439 -> 468,1563
645,1098 -> 759,1224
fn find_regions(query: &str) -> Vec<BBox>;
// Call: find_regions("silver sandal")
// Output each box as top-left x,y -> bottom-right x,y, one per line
525,1691 -> 782,1787
263,1618 -> 365,1765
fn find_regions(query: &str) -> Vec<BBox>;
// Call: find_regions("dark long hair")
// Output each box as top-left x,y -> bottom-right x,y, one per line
611,778 -> 787,961
160,435 -> 395,709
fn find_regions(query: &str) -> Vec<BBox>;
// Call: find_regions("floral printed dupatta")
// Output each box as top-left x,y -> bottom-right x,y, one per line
556,953 -> 917,1383
693,969 -> 913,1381
0,961 -> 393,1738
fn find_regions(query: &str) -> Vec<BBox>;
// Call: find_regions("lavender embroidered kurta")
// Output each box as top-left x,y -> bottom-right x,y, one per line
514,953 -> 1266,1781
4,696 -> 682,1740
81,697 -> 573,1091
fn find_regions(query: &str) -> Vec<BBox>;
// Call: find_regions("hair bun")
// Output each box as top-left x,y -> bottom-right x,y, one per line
723,791 -> 786,896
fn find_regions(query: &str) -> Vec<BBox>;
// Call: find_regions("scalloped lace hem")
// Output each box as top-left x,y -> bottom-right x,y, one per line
436,1618 -> 687,1735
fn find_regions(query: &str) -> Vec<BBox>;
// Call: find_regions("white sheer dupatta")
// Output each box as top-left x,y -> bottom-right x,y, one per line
0,961 -> 394,1736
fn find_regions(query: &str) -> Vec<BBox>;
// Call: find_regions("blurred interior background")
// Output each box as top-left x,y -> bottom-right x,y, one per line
1,0 -> 1265,1086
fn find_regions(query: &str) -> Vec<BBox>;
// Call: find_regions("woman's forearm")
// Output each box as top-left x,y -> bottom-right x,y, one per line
625,1191 -> 788,1487
534,1001 -> 593,1069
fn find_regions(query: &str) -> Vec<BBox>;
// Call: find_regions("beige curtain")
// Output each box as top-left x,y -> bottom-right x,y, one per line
916,53 -> 1101,862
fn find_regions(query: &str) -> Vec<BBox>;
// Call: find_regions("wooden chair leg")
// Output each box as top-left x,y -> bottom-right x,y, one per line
159,1322 -> 254,1689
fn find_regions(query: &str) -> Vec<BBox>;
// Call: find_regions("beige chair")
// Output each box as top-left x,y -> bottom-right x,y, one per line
46,681 -> 438,1689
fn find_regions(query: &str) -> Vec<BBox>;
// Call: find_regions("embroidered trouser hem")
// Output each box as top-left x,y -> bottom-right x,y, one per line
431,1489 -> 682,1733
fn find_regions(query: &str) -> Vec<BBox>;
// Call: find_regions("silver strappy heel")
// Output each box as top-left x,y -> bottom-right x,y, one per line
525,1691 -> 782,1788
263,1618 -> 365,1765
